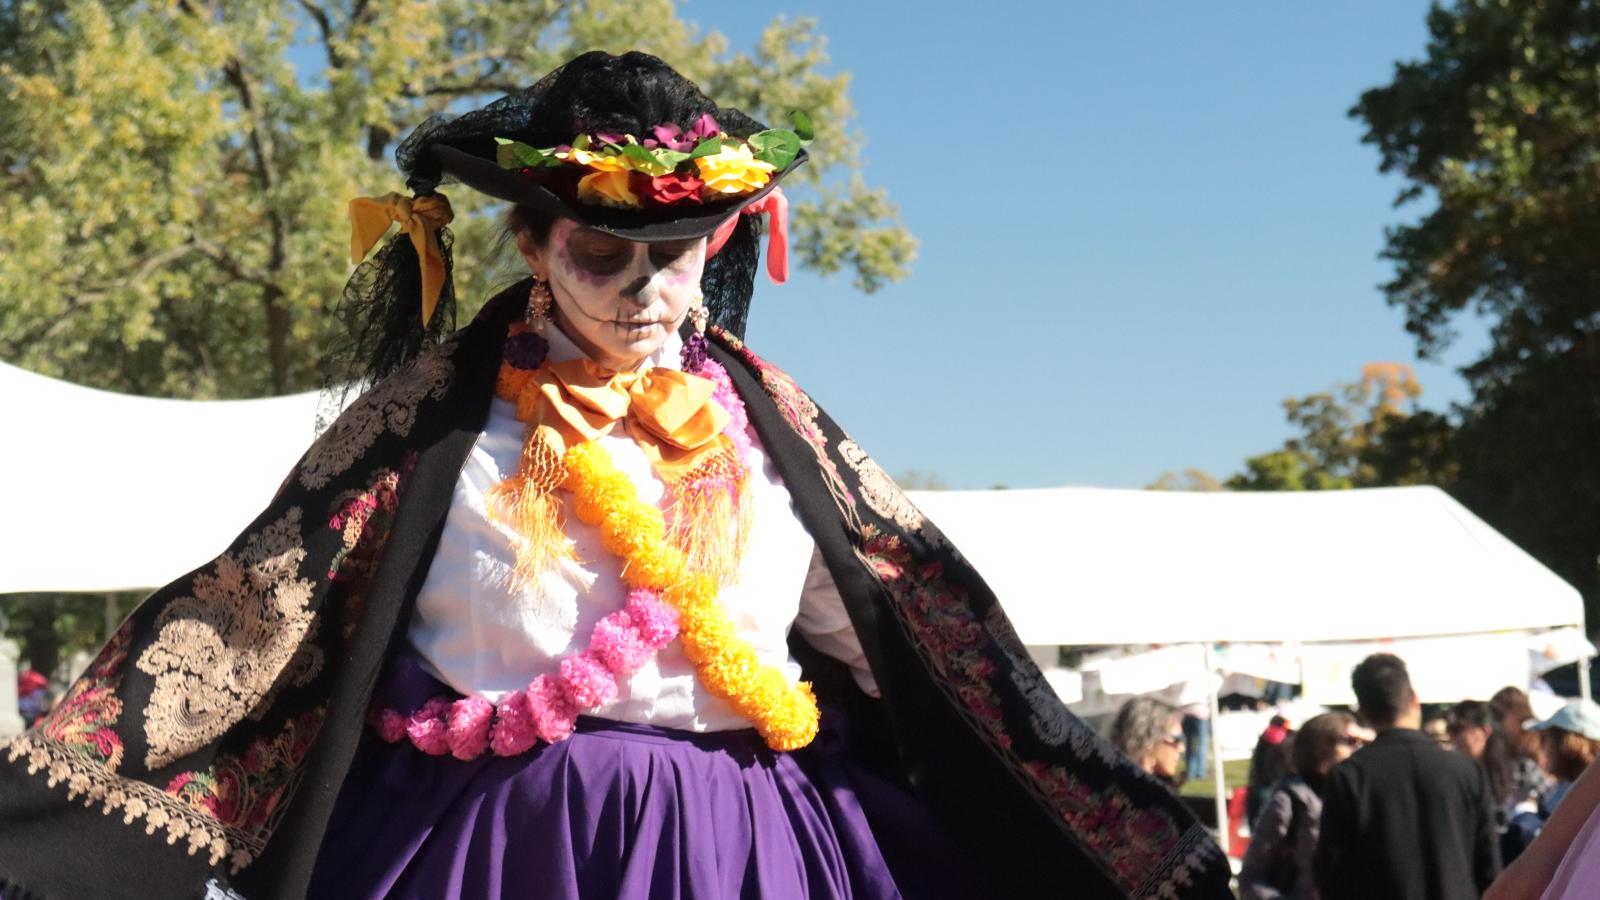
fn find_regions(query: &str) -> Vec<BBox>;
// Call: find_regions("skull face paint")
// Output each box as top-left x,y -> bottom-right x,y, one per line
528,219 -> 706,371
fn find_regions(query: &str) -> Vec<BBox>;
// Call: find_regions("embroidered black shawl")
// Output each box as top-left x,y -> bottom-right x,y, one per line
0,283 -> 1232,899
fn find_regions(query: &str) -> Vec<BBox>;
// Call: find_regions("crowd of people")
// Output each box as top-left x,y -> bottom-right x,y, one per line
1110,654 -> 1600,899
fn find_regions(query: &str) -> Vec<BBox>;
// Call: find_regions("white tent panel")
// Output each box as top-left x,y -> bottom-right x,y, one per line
907,486 -> 1584,645
0,362 -> 324,593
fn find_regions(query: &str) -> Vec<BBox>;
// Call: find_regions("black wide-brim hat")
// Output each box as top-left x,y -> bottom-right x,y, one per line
396,51 -> 807,243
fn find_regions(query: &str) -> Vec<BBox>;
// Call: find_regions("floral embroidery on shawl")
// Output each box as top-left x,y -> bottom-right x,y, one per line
719,334 -> 1223,898
135,508 -> 322,769
297,337 -> 455,490
6,620 -> 237,867
839,438 -> 929,534
327,456 -> 415,640
165,708 -> 326,872
32,620 -> 132,771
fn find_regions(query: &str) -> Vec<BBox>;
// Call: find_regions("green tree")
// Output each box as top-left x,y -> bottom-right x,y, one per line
0,0 -> 915,399
1226,363 -> 1437,491
1145,469 -> 1223,492
1353,0 -> 1600,607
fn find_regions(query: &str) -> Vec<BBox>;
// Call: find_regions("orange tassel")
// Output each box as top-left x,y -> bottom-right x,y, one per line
664,446 -> 751,588
486,428 -> 575,587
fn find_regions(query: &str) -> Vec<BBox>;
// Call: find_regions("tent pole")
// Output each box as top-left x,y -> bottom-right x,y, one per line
1580,656 -> 1592,703
1202,642 -> 1227,849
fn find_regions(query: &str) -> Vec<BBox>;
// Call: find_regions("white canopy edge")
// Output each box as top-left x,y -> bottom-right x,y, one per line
0,361 -> 326,593
906,486 -> 1584,645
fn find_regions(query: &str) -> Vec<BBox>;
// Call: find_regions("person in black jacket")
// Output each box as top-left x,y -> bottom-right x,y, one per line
1314,653 -> 1501,899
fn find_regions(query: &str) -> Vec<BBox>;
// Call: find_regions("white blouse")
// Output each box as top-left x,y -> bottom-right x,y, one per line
408,325 -> 876,733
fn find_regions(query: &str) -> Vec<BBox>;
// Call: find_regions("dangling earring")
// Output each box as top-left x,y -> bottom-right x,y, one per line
681,289 -> 710,372
526,276 -> 554,334
689,290 -> 709,335
505,276 -> 553,372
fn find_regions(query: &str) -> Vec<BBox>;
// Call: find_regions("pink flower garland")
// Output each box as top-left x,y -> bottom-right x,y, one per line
369,356 -> 758,761
371,589 -> 679,759
696,358 -> 753,464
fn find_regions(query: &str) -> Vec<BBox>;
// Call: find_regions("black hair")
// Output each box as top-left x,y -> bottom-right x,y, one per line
1448,699 -> 1517,806
1351,653 -> 1414,727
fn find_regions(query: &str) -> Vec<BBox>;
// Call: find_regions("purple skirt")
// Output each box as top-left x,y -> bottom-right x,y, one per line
308,659 -> 986,900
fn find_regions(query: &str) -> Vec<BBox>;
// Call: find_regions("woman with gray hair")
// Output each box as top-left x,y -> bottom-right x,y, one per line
1111,696 -> 1187,786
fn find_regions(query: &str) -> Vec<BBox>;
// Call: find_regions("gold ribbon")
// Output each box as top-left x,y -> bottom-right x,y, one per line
503,358 -> 732,482
348,192 -> 455,326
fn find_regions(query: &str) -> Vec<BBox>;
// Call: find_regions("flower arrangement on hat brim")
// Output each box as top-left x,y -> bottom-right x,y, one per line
493,110 -> 813,209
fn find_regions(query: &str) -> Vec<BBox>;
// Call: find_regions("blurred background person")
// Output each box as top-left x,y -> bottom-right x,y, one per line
1182,700 -> 1210,783
1529,701 -> 1600,812
1424,710 -> 1453,749
1449,700 -> 1521,821
1492,687 -> 1555,811
1248,715 -> 1295,827
1315,653 -> 1500,900
1110,696 -> 1185,788
1502,700 -> 1600,863
1239,711 -> 1363,900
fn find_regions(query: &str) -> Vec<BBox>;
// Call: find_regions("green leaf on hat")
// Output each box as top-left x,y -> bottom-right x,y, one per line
687,137 -> 723,160
495,137 -> 552,169
652,148 -> 691,169
791,110 -> 815,142
748,129 -> 801,169
620,143 -> 653,162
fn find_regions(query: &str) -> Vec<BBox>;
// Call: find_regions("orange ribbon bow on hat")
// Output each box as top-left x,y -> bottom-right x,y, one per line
348,192 -> 455,326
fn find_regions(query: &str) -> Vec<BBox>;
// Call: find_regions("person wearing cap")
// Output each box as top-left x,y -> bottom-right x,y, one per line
0,52 -> 1231,899
1527,700 -> 1600,812
1486,701 -> 1600,900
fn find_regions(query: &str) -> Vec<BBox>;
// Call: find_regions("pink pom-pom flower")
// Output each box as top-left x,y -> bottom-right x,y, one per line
406,697 -> 452,756
491,689 -> 540,756
446,696 -> 495,760
559,651 -> 618,708
527,674 -> 578,744
626,589 -> 680,648
372,708 -> 407,744
590,612 -> 653,677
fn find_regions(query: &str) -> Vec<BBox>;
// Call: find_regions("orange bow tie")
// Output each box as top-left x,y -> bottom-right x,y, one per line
499,357 -> 732,482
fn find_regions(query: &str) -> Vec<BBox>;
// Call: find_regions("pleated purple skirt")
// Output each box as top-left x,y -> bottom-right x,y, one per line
308,658 -> 987,900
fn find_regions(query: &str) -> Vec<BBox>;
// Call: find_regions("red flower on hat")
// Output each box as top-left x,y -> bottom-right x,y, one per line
631,170 -> 705,207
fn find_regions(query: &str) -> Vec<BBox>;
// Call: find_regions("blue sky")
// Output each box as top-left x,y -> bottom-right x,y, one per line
673,0 -> 1484,488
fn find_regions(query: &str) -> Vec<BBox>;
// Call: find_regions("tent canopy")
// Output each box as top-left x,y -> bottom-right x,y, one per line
1,361 -> 325,593
906,486 -> 1584,646
1,358 -> 1583,658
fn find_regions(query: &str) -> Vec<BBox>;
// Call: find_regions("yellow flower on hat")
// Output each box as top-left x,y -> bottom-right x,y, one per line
694,142 -> 775,197
577,170 -> 641,208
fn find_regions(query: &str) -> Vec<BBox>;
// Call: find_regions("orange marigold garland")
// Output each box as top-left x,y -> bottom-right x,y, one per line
564,439 -> 820,751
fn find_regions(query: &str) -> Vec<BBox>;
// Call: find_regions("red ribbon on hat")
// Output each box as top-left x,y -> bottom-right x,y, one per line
705,187 -> 789,284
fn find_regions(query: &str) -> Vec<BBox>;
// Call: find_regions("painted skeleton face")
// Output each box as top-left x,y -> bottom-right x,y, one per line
524,218 -> 705,371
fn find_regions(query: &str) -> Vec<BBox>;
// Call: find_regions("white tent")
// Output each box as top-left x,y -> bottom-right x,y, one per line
904,485 -> 1585,646
907,485 -> 1590,835
0,361 -> 325,593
